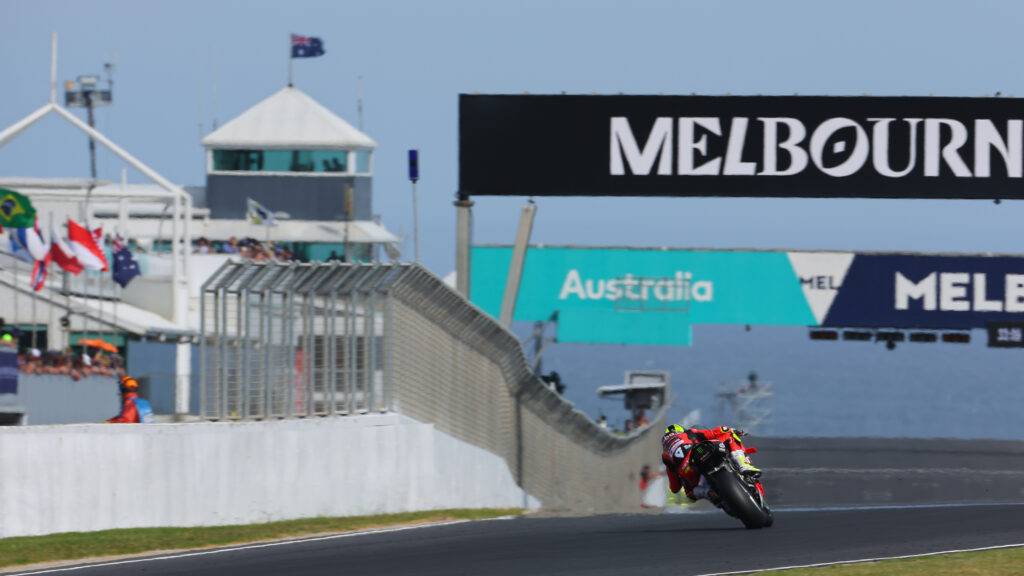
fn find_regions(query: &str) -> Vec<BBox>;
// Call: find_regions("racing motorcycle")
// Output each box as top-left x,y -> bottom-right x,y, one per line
684,440 -> 773,529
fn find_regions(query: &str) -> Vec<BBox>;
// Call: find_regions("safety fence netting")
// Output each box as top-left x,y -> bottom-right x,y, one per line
200,261 -> 665,511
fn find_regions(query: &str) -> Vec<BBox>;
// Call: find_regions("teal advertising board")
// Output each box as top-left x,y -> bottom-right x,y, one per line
471,246 -> 1024,346
471,246 -> 817,345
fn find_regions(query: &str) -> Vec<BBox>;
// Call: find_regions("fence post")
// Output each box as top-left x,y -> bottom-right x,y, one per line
327,265 -> 339,415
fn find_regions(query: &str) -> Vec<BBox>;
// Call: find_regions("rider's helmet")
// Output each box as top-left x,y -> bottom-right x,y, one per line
119,375 -> 139,393
663,423 -> 685,437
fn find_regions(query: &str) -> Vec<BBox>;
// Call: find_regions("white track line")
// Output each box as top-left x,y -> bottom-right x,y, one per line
6,519 -> 476,575
774,501 -> 1024,513
691,542 -> 1024,576
665,501 -> 1024,515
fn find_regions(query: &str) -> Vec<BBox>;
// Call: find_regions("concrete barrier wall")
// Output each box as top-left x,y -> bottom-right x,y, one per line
387,269 -> 665,514
0,414 -> 533,538
754,437 -> 1024,507
5,375 -> 119,425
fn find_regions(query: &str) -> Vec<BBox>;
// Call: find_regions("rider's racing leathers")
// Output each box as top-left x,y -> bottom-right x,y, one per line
661,426 -> 759,501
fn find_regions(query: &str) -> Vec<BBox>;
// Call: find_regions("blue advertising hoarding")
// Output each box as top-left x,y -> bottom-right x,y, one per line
0,348 -> 18,395
470,246 -> 1024,346
825,254 -> 1024,329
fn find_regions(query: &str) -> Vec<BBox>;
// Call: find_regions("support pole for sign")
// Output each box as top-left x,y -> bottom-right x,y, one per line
408,150 -> 420,263
454,193 -> 474,297
411,180 -> 420,263
499,201 -> 536,328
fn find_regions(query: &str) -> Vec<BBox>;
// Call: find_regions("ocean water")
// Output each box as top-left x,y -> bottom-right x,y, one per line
520,324 -> 1024,441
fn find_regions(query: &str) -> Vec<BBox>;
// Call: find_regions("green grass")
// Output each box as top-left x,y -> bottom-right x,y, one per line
0,508 -> 522,570
758,546 -> 1024,575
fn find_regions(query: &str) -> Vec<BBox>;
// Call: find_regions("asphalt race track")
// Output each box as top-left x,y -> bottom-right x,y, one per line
14,504 -> 1024,576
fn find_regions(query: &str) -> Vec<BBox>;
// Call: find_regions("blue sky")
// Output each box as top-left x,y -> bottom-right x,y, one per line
3,0 -> 1024,275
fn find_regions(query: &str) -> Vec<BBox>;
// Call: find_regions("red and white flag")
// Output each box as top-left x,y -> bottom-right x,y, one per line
67,219 -> 107,271
49,221 -> 84,275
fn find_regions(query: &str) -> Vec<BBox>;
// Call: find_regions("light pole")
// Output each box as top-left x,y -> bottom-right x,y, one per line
64,68 -> 113,180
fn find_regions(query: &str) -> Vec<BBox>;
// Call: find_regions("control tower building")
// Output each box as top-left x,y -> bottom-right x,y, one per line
200,86 -> 387,260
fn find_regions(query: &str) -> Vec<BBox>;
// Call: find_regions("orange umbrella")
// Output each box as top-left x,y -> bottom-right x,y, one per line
78,339 -> 118,353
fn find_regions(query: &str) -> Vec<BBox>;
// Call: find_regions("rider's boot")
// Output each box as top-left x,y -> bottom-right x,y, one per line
691,477 -> 721,507
731,449 -> 761,478
691,480 -> 710,500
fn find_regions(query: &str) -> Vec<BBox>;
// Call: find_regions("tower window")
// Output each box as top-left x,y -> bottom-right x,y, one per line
212,149 -> 356,174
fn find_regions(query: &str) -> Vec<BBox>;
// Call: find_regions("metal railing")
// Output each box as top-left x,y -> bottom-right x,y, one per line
200,261 -> 665,511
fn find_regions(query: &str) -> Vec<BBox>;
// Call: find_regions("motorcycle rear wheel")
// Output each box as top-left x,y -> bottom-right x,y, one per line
708,469 -> 771,529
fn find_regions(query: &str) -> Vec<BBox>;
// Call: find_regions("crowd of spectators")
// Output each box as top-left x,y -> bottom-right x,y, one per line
194,236 -> 296,261
16,348 -> 123,380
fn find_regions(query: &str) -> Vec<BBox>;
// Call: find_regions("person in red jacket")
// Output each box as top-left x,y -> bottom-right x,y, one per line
107,375 -> 142,423
661,423 -> 760,502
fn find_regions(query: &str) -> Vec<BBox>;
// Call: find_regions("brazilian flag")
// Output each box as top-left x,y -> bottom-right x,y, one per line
0,187 -> 35,229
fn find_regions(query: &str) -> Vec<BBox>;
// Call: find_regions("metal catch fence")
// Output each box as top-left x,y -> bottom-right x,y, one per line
200,261 -> 665,511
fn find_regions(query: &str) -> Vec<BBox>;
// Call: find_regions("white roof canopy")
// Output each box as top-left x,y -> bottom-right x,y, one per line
201,86 -> 376,150
93,217 -> 400,245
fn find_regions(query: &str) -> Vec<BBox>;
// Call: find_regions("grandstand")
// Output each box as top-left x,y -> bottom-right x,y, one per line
0,84 -> 398,425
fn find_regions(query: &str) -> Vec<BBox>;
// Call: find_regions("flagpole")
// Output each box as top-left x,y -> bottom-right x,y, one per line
47,266 -> 54,351
87,267 -> 94,347
63,268 -> 70,352
31,281 -> 37,350
11,257 -> 18,344
99,254 -> 106,343
113,279 -> 119,338
287,34 -> 293,87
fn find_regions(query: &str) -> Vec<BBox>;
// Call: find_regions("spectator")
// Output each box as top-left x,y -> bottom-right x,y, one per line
639,464 -> 663,508
22,348 -> 41,374
627,408 -> 649,429
739,371 -> 761,394
189,236 -> 300,262
598,413 -> 608,429
541,371 -> 565,395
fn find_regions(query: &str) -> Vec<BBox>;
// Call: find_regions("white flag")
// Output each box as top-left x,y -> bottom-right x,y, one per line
246,198 -> 276,226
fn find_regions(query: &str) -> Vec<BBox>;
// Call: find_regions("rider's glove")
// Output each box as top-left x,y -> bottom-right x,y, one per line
734,428 -> 747,437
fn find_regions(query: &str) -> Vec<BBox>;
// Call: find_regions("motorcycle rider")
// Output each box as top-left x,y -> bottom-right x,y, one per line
661,423 -> 760,502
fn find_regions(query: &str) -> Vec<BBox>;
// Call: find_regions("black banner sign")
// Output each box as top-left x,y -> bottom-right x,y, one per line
459,94 -> 1024,199
988,321 -> 1024,348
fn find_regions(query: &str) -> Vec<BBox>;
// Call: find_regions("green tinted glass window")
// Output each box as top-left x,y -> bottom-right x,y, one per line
310,150 -> 348,172
212,149 -> 350,173
355,150 -> 372,173
213,150 -> 262,171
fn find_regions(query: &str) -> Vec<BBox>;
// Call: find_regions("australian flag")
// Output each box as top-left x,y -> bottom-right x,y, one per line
111,237 -> 141,288
291,34 -> 325,58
